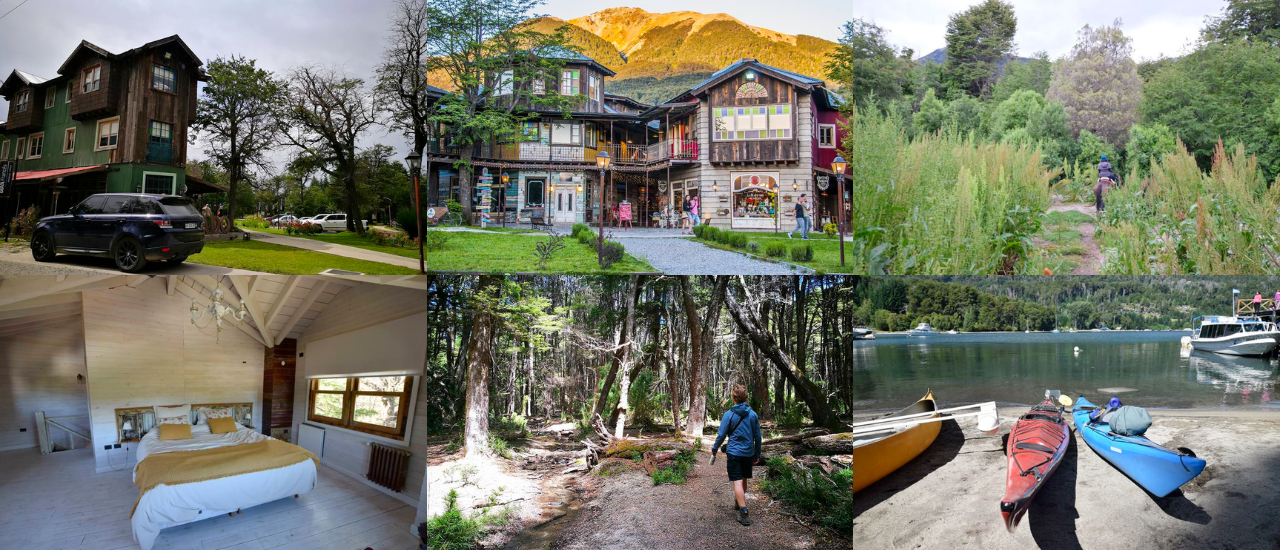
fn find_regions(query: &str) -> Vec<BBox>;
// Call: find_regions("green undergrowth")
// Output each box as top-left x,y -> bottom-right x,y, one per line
422,489 -> 515,550
759,457 -> 854,537
651,449 -> 697,486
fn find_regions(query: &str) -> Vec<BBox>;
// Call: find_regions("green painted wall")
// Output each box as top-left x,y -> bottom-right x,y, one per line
1,83 -> 112,170
107,164 -> 187,194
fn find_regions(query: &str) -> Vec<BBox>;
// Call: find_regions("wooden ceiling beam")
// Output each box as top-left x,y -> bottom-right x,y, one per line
263,275 -> 301,332
229,275 -> 274,347
0,276 -> 126,309
276,281 -> 327,345
175,284 -> 268,347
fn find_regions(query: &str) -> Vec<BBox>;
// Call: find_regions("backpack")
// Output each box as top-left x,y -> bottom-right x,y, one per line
1108,406 -> 1152,436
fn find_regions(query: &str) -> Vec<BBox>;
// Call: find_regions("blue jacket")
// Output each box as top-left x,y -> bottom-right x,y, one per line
712,403 -> 762,458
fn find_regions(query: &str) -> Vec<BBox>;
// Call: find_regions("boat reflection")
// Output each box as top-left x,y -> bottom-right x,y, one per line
1185,351 -> 1279,406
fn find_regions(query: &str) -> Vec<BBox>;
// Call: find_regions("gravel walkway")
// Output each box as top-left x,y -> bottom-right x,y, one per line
615,237 -> 811,275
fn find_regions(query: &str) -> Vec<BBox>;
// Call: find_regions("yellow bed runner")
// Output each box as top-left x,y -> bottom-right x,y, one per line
132,440 -> 319,517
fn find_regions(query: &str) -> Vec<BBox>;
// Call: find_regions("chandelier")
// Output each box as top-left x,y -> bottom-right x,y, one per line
190,286 -> 249,338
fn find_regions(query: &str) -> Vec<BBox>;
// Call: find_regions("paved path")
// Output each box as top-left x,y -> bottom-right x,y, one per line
615,237 -> 812,275
242,230 -> 423,270
0,241 -> 260,275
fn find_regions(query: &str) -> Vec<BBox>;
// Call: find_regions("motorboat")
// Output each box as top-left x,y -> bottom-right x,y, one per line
907,323 -> 936,336
852,327 -> 875,340
1189,316 -> 1280,356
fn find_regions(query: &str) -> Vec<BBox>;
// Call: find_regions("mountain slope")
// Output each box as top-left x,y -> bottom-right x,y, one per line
531,8 -> 839,104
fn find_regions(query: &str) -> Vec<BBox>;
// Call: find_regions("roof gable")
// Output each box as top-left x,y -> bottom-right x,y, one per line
0,69 -> 49,96
664,59 -> 824,105
56,40 -> 116,75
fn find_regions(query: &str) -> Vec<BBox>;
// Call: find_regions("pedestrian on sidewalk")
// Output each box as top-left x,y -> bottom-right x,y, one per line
711,385 -> 762,526
681,195 -> 693,235
690,193 -> 701,228
789,194 -> 810,239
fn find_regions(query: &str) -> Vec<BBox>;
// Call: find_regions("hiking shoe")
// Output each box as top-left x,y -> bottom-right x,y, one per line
737,507 -> 752,526
787,233 -> 792,239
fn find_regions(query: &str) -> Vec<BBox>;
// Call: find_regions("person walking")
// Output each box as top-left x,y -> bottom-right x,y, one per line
1273,289 -> 1279,320
690,193 -> 701,228
789,194 -> 810,239
711,385 -> 762,527
681,195 -> 692,235
1095,155 -> 1119,214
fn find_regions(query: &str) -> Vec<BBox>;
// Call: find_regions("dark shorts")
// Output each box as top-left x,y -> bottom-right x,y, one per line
725,453 -> 754,482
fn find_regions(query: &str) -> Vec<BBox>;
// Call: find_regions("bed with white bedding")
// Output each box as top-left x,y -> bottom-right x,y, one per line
131,423 -> 318,550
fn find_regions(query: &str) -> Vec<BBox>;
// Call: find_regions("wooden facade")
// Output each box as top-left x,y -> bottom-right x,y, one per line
263,338 -> 298,441
706,71 -> 798,164
5,86 -> 44,133
67,57 -> 120,121
484,60 -> 612,115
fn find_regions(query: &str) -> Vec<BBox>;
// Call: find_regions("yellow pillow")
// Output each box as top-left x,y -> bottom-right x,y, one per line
207,417 -> 237,434
158,423 -> 192,440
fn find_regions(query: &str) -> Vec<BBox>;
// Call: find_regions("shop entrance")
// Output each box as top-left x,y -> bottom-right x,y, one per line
553,185 -> 576,223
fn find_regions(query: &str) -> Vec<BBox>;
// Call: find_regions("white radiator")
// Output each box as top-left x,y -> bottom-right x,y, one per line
299,424 -> 325,458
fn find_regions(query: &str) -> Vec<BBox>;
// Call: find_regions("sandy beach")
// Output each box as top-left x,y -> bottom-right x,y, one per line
849,407 -> 1280,549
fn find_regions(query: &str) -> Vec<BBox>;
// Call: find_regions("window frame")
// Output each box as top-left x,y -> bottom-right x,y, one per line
495,70 -> 513,96
152,64 -> 177,94
66,83 -> 72,104
27,132 -> 43,160
142,172 -> 177,195
96,116 -> 120,151
560,69 -> 580,96
15,137 -> 24,160
306,376 -> 414,440
63,127 -> 76,154
83,64 -> 102,94
817,123 -> 837,149
0,140 -> 8,161
149,120 -> 174,144
15,90 -> 28,113
45,88 -> 55,109
712,104 -> 794,142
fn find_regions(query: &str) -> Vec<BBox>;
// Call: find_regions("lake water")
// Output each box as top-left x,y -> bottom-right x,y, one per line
848,331 -> 1280,410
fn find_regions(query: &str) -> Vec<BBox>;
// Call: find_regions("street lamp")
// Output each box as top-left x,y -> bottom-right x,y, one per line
596,150 -> 611,268
500,171 -> 510,228
405,151 -> 425,274
832,155 -> 848,267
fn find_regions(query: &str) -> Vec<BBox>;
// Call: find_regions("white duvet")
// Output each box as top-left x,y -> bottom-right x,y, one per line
131,424 -> 318,550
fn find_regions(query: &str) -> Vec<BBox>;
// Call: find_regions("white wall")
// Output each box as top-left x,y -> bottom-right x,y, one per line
290,282 -> 432,507
82,278 -> 264,472
0,312 -> 89,452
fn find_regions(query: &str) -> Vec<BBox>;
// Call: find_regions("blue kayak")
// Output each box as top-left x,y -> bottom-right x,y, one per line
1072,396 -> 1206,498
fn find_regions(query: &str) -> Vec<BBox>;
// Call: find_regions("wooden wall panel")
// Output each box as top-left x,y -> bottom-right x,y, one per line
0,313 -> 89,451
292,282 -> 431,503
82,278 -> 264,472
707,71 -> 798,164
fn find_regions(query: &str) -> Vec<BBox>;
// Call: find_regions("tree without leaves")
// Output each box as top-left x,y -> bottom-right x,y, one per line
194,56 -> 286,225
282,66 -> 382,234
424,0 -> 584,217
679,275 -> 729,446
376,0 -> 435,210
1047,20 -> 1143,148
941,0 -> 1018,99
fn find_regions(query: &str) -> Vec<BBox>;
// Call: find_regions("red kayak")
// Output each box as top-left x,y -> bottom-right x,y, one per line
1000,395 -> 1070,532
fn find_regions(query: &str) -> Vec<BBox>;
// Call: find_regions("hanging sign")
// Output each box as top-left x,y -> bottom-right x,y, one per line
0,161 -> 13,198
658,180 -> 668,193
816,175 -> 830,191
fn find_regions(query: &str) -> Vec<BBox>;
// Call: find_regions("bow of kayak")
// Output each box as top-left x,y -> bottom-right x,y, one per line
847,391 -> 942,494
1072,396 -> 1207,498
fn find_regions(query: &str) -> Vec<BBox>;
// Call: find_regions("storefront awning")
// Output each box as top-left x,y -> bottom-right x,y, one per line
12,165 -> 108,182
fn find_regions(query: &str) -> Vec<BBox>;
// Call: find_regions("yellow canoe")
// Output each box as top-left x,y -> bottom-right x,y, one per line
847,390 -> 941,494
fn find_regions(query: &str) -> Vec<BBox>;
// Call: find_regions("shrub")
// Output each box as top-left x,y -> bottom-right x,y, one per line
424,228 -> 450,252
239,214 -> 268,229
395,207 -> 421,233
422,490 -> 482,550
571,223 -> 590,238
823,223 -> 838,237
10,206 -> 40,238
759,457 -> 853,536
790,243 -> 814,262
692,224 -> 707,239
765,242 -> 788,258
729,233 -> 747,249
600,240 -> 626,270
746,241 -> 761,253
651,449 -> 697,486
491,414 -> 530,439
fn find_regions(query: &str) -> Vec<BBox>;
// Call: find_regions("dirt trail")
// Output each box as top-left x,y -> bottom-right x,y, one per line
1045,201 -> 1104,275
548,449 -> 844,550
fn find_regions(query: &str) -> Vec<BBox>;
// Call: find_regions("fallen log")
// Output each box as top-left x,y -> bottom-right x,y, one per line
604,438 -> 692,458
794,455 -> 851,477
762,429 -> 830,445
802,432 -> 854,455
642,449 -> 681,476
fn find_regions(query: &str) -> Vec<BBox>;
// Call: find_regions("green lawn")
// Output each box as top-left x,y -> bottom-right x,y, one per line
425,231 -> 655,273
188,240 -> 417,275
692,231 -> 858,273
255,227 -> 422,259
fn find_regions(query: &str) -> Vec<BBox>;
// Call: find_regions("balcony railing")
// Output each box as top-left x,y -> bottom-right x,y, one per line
429,139 -> 699,165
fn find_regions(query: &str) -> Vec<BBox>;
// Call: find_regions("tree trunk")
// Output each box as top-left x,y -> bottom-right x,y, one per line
680,276 -> 729,446
642,450 -> 681,476
725,287 -> 839,430
458,150 -> 474,221
342,159 -> 365,235
614,362 -> 630,439
463,275 -> 501,456
594,276 -> 642,420
526,337 -> 534,417
802,433 -> 854,455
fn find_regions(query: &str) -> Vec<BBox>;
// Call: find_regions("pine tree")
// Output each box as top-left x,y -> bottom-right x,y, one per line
941,0 -> 1018,98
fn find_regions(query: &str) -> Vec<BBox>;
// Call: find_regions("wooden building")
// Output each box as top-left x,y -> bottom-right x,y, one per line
426,56 -> 847,231
0,36 -> 221,221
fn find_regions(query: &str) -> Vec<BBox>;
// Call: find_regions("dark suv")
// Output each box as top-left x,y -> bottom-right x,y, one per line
30,193 -> 205,273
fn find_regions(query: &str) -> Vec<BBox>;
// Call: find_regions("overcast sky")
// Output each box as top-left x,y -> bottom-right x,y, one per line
0,0 -> 1230,163
851,0 -> 1226,61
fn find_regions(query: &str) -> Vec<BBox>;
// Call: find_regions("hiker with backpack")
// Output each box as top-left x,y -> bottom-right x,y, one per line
710,385 -> 763,526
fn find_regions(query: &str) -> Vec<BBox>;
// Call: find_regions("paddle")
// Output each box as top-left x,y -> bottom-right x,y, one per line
846,402 -> 1000,437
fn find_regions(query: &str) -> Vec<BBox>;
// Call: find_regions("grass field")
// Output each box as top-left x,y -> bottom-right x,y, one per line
425,231 -> 655,273
255,228 -> 422,259
188,240 -> 417,275
693,230 -> 857,273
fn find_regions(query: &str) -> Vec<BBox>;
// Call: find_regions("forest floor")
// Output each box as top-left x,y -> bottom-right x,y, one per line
849,406 -> 1280,550
425,421 -> 846,550
1036,197 -> 1104,275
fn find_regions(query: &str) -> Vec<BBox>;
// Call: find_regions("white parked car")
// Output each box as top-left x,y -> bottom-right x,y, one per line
273,214 -> 301,227
306,213 -> 368,232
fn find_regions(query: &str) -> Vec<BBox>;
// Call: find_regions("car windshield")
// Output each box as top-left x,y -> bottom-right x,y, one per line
158,197 -> 201,216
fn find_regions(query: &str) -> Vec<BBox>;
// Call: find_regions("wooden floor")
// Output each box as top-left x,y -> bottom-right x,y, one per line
0,447 -> 420,550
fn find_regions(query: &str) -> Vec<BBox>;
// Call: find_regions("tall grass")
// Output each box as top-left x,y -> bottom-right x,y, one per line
1099,140 -> 1280,274
844,108 -> 1053,274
